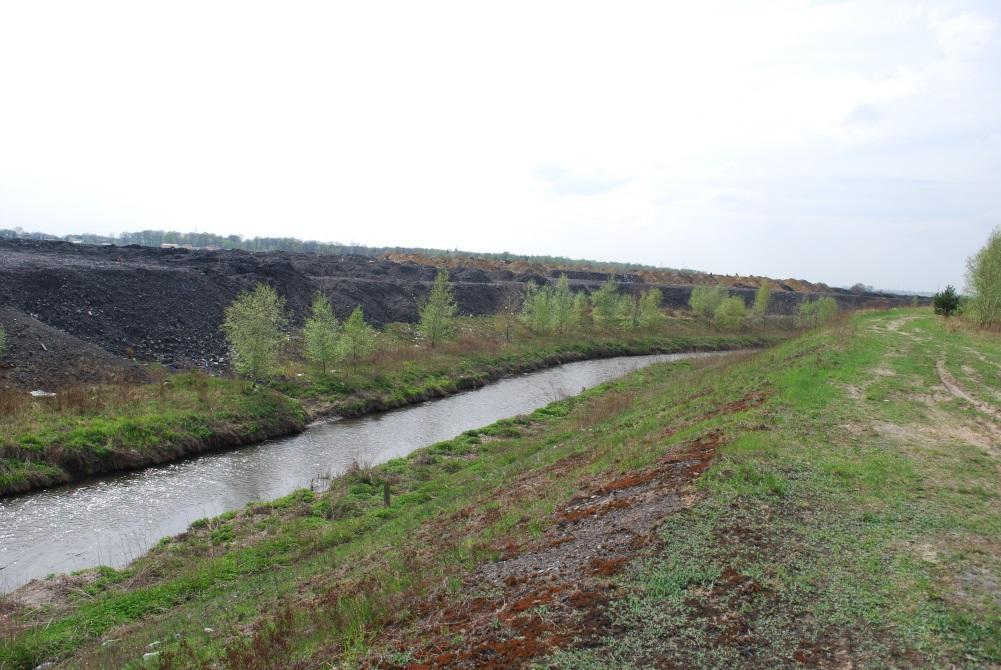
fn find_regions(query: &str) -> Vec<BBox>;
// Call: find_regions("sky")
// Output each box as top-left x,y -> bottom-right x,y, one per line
0,1 -> 999,292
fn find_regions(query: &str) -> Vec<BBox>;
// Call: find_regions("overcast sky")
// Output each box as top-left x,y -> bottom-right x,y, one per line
1,1 -> 999,291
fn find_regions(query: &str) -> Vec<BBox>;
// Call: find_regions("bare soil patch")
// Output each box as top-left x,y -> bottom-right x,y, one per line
366,431 -> 724,669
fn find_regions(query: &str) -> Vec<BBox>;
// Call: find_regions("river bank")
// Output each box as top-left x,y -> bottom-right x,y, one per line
3,309 -> 997,669
0,327 -> 773,497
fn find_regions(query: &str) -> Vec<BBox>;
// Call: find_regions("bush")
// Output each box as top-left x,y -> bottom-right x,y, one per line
932,285 -> 960,318
521,276 -> 584,335
714,297 -> 747,330
638,288 -> 665,327
689,285 -> 728,320
591,278 -> 624,330
797,296 -> 839,328
521,283 -> 555,334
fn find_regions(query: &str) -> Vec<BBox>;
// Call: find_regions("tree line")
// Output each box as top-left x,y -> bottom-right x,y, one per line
221,269 -> 846,385
0,227 -> 680,274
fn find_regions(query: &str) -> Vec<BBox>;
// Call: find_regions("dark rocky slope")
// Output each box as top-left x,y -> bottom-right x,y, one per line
0,238 -> 910,385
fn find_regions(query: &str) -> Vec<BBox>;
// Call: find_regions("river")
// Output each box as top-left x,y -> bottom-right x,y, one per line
0,351 -> 720,592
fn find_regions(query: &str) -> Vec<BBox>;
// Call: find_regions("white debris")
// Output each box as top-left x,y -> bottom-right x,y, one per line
203,627 -> 214,633
143,651 -> 160,660
146,640 -> 161,649
29,390 -> 56,398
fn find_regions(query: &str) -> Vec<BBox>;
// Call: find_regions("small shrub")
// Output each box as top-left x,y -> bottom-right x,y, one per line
689,285 -> 728,320
714,297 -> 747,330
933,285 -> 960,318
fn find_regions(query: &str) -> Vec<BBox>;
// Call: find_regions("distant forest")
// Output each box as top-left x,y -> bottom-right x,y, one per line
0,227 -> 670,274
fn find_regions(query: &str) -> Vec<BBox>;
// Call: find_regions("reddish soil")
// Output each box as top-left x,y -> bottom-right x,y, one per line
366,431 -> 726,669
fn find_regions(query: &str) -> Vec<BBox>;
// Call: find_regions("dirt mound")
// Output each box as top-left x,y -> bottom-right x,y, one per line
0,239 -> 914,378
0,307 -> 149,390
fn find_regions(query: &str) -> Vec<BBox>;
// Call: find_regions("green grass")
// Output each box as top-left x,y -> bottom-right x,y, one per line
0,373 -> 306,496
4,309 -> 995,669
548,310 -> 1001,668
0,315 -> 775,496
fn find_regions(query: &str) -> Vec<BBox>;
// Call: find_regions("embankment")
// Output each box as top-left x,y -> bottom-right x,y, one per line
5,310 -> 997,670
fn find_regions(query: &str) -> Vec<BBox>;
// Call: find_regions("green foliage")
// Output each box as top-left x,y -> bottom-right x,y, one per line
714,296 -> 747,330
520,276 -> 584,334
965,228 -> 1001,328
14,311 -> 1000,669
637,288 -> 665,328
520,276 -> 582,335
552,275 -> 577,335
520,283 -> 554,334
573,291 -> 590,326
618,293 -> 639,329
419,268 -> 458,347
494,287 -> 522,342
221,283 -> 288,382
752,282 -> 772,321
591,278 -> 623,330
338,306 -> 377,368
303,293 -> 340,376
798,296 -> 839,327
689,285 -> 728,320
933,285 -> 960,318
0,325 -> 5,361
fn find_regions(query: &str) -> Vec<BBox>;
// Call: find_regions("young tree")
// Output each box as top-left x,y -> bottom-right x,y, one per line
573,290 -> 590,327
966,228 -> 1001,327
495,285 -> 522,343
221,283 -> 288,385
419,268 -> 458,347
303,293 -> 340,376
797,296 -> 839,328
752,282 -> 772,323
816,296 -> 839,323
521,282 -> 555,334
638,288 -> 666,327
689,285 -> 728,320
714,296 -> 747,330
337,306 -> 377,369
619,293 -> 639,329
591,278 -> 622,330
933,285 -> 960,318
552,274 -> 577,335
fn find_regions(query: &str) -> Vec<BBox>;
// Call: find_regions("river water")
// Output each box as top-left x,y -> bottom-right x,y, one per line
0,352 -> 718,592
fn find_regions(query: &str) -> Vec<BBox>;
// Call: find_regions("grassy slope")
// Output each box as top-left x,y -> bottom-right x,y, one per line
1,309 -> 997,669
0,316 -> 769,496
547,310 -> 1001,668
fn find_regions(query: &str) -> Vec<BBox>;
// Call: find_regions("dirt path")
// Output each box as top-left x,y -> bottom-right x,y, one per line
936,359 -> 1001,421
366,431 -> 726,669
